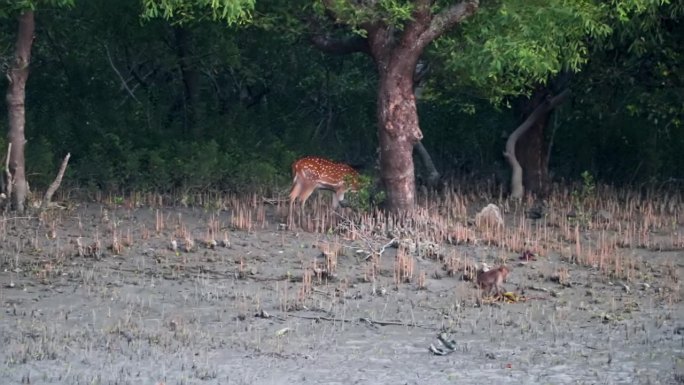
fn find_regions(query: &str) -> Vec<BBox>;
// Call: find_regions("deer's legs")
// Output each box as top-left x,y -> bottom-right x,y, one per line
289,180 -> 302,203
297,183 -> 316,208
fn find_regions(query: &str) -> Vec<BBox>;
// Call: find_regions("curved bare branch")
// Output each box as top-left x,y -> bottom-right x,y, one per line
416,0 -> 479,49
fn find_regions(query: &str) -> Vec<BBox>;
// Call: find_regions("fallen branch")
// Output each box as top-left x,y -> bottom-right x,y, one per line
0,216 -> 34,221
527,285 -> 550,293
285,313 -> 436,329
365,238 -> 398,261
41,152 -> 70,210
262,197 -> 286,205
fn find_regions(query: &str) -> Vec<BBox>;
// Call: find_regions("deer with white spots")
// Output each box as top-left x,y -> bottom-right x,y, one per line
289,156 -> 360,211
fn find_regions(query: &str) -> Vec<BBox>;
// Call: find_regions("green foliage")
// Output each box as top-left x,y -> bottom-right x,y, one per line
8,0 -> 379,197
1,0 -> 680,200
346,174 -> 385,213
574,171 -> 596,202
69,135 -> 293,194
141,0 -> 254,24
313,0 -> 415,31
0,0 -> 74,15
429,0 -> 670,105
432,0 -> 614,103
557,0 -> 684,182
570,170 -> 596,226
612,1 -> 683,129
25,136 -> 56,189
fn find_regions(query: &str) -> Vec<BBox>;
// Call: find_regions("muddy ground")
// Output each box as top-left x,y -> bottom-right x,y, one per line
0,199 -> 682,385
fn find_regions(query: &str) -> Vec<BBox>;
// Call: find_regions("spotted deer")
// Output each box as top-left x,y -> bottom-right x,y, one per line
289,156 -> 359,210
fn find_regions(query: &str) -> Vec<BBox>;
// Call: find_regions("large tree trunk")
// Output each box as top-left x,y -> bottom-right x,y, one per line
6,10 -> 35,214
515,88 -> 552,196
504,89 -> 570,199
370,30 -> 423,213
377,76 -> 421,211
314,1 -> 480,212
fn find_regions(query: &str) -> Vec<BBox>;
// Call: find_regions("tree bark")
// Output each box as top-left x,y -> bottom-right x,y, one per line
174,26 -> 201,138
504,89 -> 570,199
6,10 -> 35,214
312,1 -> 478,212
377,75 -> 421,211
515,88 -> 551,196
369,23 -> 424,212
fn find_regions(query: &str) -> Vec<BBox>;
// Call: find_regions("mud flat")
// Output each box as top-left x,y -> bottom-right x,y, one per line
1,202 -> 682,385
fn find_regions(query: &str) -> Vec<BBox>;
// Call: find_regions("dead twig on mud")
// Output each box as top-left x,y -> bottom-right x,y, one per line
527,285 -> 551,293
285,314 -> 437,330
0,216 -> 34,221
364,237 -> 398,261
262,197 -> 284,205
332,211 -> 398,261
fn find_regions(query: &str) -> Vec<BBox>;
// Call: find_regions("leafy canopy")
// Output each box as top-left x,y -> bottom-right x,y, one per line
431,0 -> 670,104
141,0 -> 255,24
312,0 -> 416,32
0,0 -> 74,16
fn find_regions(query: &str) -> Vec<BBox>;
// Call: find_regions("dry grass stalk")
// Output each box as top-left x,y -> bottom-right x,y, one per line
231,201 -> 254,231
110,229 -> 122,255
256,198 -> 267,229
417,271 -> 426,289
155,210 -> 164,234
297,267 -> 314,304
173,222 -> 188,239
393,247 -> 414,286
448,223 -> 475,245
124,228 -> 132,246
141,224 -> 150,240
320,241 -> 339,276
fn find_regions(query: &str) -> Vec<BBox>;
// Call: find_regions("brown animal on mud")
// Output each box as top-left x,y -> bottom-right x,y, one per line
289,156 -> 359,210
476,265 -> 510,296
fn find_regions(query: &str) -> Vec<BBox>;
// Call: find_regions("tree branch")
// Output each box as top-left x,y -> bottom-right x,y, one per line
504,89 -> 570,198
309,0 -> 372,56
41,153 -> 70,210
310,34 -> 370,55
3,143 -> 12,204
400,0 -> 433,51
103,44 -> 141,104
365,22 -> 393,67
416,0 -> 479,49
